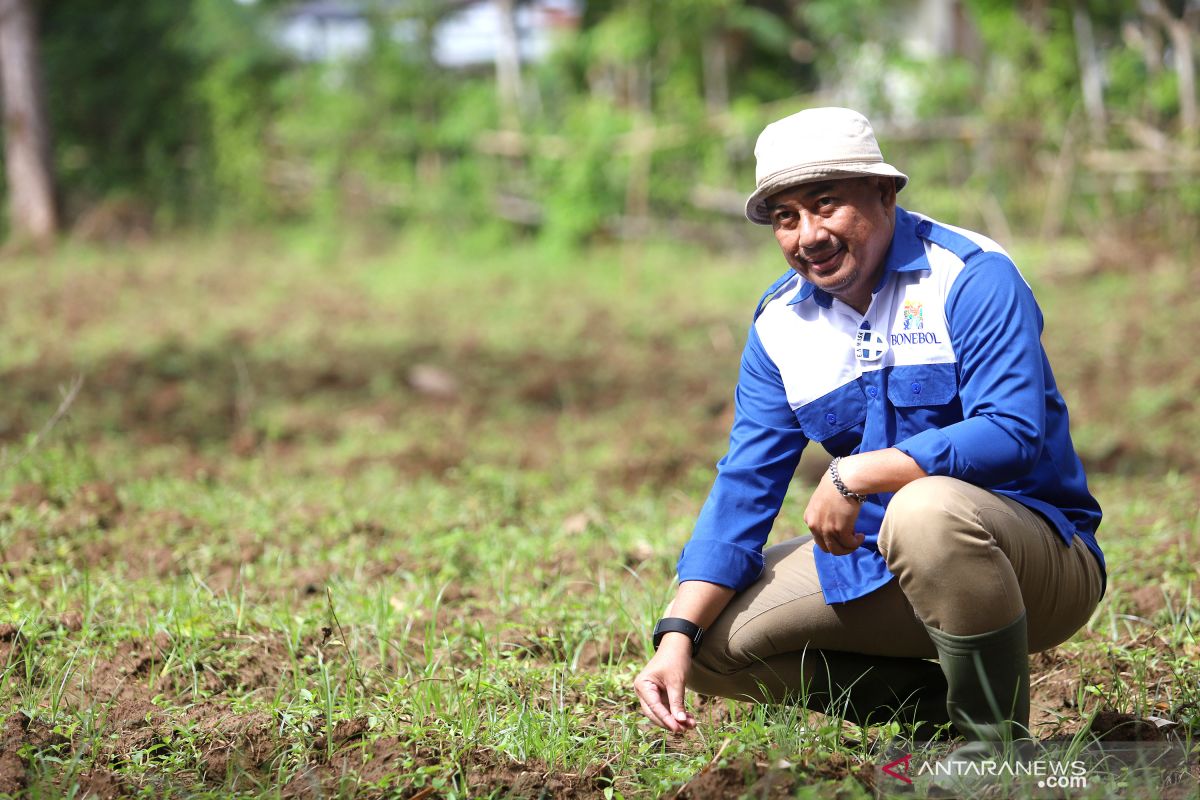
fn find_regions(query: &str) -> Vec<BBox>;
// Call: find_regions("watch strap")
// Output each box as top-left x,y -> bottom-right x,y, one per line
653,617 -> 704,653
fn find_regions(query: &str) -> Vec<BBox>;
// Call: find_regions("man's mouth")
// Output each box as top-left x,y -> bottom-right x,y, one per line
803,245 -> 845,274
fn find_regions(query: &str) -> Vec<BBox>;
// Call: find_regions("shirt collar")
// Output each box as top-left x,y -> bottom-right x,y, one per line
788,206 -> 929,308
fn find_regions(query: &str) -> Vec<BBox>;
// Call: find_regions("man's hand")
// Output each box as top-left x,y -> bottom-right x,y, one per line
634,582 -> 733,734
804,463 -> 865,555
633,633 -> 697,733
803,450 -> 930,554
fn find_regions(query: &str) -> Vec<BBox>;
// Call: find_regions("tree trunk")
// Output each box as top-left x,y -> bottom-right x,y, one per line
702,34 -> 729,114
0,0 -> 57,245
1167,11 -> 1197,137
1141,0 -> 1198,137
1071,3 -> 1107,140
494,0 -> 523,130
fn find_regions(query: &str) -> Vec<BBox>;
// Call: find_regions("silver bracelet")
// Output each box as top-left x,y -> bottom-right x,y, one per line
829,457 -> 867,503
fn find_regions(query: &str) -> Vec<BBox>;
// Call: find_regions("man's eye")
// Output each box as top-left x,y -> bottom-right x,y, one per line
773,210 -> 793,223
817,197 -> 835,207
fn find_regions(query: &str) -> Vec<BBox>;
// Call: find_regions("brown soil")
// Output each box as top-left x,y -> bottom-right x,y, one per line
0,315 -> 739,489
283,735 -> 418,799
673,764 -> 765,799
19,628 -> 342,792
283,740 -> 615,800
575,633 -> 636,669
5,625 -> 1188,798
1029,647 -> 1088,738
1088,710 -> 1174,742
1,492 -> 1188,799
218,633 -> 300,694
50,481 -> 124,535
311,716 -> 371,754
72,767 -> 134,799
0,528 -> 37,575
0,713 -> 68,795
5,618 -> 1174,799
463,752 -> 612,799
8,482 -> 55,509
4,333 -> 737,618
666,750 -> 871,800
186,706 -> 277,780
1126,585 -> 1168,618
1,479 -> 370,601
0,624 -> 28,682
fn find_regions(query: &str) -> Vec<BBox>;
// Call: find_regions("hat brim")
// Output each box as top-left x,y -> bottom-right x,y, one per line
744,163 -> 909,225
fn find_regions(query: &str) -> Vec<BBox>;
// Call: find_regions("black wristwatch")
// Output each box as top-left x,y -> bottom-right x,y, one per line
653,617 -> 705,654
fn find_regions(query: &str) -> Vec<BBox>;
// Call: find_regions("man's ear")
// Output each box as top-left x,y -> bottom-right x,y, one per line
876,176 -> 897,209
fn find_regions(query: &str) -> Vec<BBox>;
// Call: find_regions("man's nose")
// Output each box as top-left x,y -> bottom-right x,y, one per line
796,212 -> 830,253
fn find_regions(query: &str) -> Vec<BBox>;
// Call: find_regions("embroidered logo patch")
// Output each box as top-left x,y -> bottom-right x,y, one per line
855,328 -> 887,361
903,301 -> 924,330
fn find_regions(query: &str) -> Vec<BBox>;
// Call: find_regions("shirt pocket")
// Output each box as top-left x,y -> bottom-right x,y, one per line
887,363 -> 962,439
794,380 -> 867,455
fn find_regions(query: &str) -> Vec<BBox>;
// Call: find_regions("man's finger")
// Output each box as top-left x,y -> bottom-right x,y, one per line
636,683 -> 671,730
832,529 -> 865,553
666,680 -> 688,725
641,680 -> 680,732
637,696 -> 664,729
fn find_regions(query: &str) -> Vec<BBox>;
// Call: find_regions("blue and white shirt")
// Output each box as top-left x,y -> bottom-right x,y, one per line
677,207 -> 1105,604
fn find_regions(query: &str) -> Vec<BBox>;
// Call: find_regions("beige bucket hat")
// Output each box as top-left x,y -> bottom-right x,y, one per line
745,107 -> 908,225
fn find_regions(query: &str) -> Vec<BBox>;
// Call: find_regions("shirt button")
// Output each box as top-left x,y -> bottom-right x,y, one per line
825,413 -> 837,424
916,220 -> 932,237
911,382 -> 922,394
866,386 -> 878,398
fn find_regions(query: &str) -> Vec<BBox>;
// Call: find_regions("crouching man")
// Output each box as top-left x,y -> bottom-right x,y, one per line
633,108 -> 1105,770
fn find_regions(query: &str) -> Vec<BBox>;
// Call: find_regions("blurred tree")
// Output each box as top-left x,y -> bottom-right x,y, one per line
1139,0 -> 1198,138
1,0 -> 1191,248
494,0 -> 524,129
188,0 -> 288,221
38,0 -> 208,227
0,0 -> 57,244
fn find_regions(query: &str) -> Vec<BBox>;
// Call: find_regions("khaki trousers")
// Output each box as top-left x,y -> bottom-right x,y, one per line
689,476 -> 1103,709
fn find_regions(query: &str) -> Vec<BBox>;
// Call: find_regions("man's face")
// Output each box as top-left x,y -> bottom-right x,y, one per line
767,177 -> 897,313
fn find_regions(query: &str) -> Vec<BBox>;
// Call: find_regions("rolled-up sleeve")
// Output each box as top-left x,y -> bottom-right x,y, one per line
676,325 -> 808,591
896,253 -> 1047,485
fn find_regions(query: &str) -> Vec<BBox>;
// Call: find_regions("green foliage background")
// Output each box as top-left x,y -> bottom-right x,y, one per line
18,0 -> 1200,247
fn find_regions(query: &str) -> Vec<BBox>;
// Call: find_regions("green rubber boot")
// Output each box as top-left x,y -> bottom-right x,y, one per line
805,650 -> 952,742
923,613 -> 1035,794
